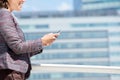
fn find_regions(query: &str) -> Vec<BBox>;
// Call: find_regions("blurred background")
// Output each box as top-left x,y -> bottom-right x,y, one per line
14,0 -> 120,80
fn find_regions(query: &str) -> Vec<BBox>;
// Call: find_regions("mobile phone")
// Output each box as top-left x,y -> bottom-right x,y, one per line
57,30 -> 61,33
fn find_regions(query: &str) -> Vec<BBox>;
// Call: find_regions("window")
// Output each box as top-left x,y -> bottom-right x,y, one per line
35,24 -> 49,29
71,22 -> 120,28
20,25 -> 30,29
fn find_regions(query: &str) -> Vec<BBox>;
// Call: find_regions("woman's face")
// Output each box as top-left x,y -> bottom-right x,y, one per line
8,0 -> 25,11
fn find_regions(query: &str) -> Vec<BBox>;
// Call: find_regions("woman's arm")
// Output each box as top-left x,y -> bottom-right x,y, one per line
0,10 -> 43,55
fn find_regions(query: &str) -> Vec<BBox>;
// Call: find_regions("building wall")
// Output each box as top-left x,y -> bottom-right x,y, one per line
73,0 -> 120,11
18,16 -> 120,80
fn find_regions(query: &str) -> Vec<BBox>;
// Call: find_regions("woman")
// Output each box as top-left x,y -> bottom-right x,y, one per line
0,0 -> 59,80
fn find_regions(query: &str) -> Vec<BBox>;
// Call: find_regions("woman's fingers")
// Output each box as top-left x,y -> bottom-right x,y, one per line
41,33 -> 60,46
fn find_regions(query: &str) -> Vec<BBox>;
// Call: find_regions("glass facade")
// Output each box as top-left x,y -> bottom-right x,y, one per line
29,72 -> 110,80
74,0 -> 120,11
15,0 -> 120,80
19,16 -> 114,80
17,16 -> 120,80
19,19 -> 120,80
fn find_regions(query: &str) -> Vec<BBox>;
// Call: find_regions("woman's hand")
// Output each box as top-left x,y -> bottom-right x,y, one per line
41,33 -> 60,46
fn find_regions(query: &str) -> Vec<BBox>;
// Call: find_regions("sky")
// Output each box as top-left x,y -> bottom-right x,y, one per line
22,0 -> 73,12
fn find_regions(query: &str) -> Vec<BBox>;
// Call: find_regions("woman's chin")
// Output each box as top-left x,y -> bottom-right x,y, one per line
15,8 -> 22,11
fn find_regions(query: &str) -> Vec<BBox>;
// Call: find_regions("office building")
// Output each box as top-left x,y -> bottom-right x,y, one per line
14,0 -> 120,80
73,0 -> 120,11
16,15 -> 120,80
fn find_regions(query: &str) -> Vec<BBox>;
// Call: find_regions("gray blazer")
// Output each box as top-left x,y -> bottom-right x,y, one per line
0,8 -> 43,77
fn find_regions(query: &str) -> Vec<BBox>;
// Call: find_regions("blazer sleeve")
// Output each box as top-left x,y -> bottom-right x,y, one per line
0,10 -> 43,55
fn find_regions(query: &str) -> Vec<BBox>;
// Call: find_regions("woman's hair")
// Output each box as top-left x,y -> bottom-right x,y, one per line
0,0 -> 8,8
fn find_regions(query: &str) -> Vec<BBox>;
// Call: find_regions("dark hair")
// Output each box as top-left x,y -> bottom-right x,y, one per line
0,0 -> 8,8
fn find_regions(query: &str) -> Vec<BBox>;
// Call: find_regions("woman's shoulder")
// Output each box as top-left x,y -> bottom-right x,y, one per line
0,8 -> 12,19
0,8 -> 9,12
0,8 -> 11,16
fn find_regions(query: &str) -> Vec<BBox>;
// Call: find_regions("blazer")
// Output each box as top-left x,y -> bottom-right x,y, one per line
0,8 -> 43,78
